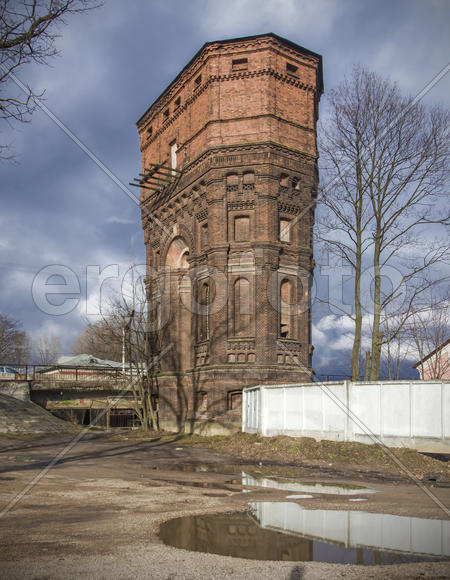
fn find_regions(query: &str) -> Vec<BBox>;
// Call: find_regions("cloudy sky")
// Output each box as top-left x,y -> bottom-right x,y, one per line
1,0 -> 449,374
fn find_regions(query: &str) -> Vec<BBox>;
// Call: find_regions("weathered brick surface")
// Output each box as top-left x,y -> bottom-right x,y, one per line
138,34 -> 322,425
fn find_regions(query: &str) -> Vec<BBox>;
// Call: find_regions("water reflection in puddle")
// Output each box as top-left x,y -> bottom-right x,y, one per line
153,463 -> 315,478
151,464 -> 375,496
242,472 -> 375,495
159,503 -> 449,564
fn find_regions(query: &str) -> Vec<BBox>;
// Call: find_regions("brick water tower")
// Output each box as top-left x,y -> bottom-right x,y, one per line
135,33 -> 323,431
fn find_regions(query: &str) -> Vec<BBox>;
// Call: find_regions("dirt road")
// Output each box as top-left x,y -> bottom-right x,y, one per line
0,432 -> 448,579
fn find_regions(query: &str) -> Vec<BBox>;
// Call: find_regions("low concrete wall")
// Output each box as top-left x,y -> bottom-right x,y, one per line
243,380 -> 450,452
0,381 -> 30,402
159,418 -> 241,436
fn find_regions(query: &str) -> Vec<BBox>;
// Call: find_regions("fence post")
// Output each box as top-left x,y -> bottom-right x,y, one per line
260,386 -> 265,436
344,380 -> 351,442
242,389 -> 246,432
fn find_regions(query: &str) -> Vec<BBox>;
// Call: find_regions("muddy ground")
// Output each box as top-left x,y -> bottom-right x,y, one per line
0,431 -> 449,579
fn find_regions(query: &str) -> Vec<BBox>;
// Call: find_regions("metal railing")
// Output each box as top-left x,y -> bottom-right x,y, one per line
0,364 -> 139,384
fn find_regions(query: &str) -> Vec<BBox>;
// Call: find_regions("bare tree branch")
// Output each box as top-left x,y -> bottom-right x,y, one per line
0,0 -> 100,158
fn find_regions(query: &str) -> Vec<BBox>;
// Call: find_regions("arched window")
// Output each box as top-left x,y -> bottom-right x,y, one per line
234,277 -> 251,336
165,237 -> 189,269
199,283 -> 210,341
280,279 -> 293,338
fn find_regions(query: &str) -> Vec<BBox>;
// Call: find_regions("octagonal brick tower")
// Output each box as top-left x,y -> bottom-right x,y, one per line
137,33 -> 323,431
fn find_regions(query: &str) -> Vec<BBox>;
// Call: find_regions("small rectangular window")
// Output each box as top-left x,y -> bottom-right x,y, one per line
232,58 -> 248,70
147,126 -> 153,136
286,62 -> 298,76
194,74 -> 202,87
280,174 -> 289,187
174,96 -> 181,108
163,108 -> 169,119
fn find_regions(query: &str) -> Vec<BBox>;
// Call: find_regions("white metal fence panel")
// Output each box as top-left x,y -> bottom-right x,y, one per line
380,383 -> 410,437
242,380 -> 450,451
411,382 -> 442,438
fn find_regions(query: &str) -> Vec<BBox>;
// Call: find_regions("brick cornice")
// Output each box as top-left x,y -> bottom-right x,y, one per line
137,33 -> 322,131
140,141 -> 316,214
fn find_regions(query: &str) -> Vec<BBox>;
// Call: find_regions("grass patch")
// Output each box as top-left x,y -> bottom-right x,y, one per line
186,431 -> 449,479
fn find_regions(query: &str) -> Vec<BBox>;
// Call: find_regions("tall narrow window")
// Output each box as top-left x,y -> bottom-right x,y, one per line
234,278 -> 251,336
170,142 -> 178,172
200,283 -> 210,341
280,279 -> 293,338
280,218 -> 291,242
201,222 -> 208,247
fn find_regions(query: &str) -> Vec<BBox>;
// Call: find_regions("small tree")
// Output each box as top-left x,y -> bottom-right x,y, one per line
0,312 -> 31,363
318,66 -> 449,380
71,318 -> 122,361
104,295 -> 158,431
72,281 -> 158,431
35,332 -> 62,364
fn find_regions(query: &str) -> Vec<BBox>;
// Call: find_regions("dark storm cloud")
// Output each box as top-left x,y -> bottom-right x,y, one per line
0,0 -> 448,370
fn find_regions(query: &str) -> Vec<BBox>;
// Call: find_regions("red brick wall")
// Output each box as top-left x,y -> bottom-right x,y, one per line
138,34 -> 322,425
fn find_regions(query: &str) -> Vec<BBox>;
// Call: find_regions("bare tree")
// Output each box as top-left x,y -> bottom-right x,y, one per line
71,318 -> 123,361
0,0 -> 99,157
104,294 -> 158,431
0,312 -> 31,363
35,332 -> 62,364
409,287 -> 450,380
71,280 -> 158,430
318,66 -> 449,380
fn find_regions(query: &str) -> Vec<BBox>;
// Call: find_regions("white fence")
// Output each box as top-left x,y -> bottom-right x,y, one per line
242,380 -> 450,452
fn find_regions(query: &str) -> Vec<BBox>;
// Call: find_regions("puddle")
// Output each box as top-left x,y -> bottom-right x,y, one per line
159,502 -> 450,564
242,472 -> 375,495
151,477 -> 233,491
150,465 -> 376,496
